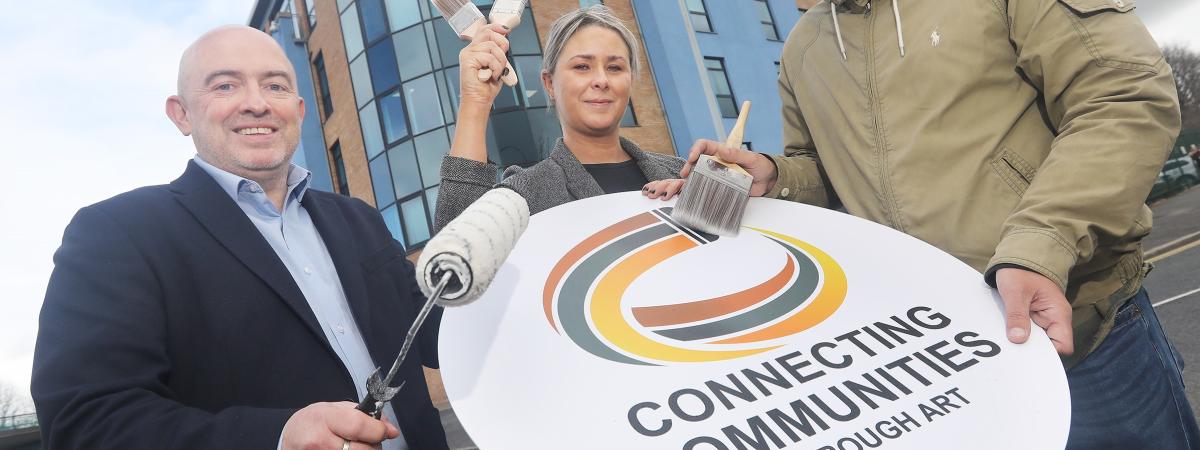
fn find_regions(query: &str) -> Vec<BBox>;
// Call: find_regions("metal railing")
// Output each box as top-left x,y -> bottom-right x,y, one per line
0,413 -> 38,432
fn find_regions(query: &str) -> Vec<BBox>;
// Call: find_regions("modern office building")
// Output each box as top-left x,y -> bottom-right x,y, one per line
635,0 -> 804,153
249,0 -> 806,254
265,7 -> 335,192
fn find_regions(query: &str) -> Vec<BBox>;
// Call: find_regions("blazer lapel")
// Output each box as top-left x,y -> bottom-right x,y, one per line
301,194 -> 373,339
170,162 -> 330,350
549,139 -> 606,200
622,137 -> 680,181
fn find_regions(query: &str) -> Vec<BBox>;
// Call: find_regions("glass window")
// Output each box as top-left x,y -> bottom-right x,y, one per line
414,129 -> 450,188
508,9 -> 540,55
330,141 -> 349,195
360,0 -> 390,43
418,0 -> 432,18
337,0 -> 353,14
360,100 -> 386,158
341,4 -> 364,58
687,0 -> 713,33
367,39 -> 401,95
437,70 -> 456,124
380,204 -> 405,246
385,0 -> 421,32
434,17 -> 468,68
369,154 -> 395,208
379,90 -> 409,144
314,53 -> 334,119
704,57 -> 737,118
350,55 -> 374,109
514,55 -> 546,108
394,26 -> 433,80
621,101 -> 637,127
387,140 -> 422,199
401,196 -> 431,244
526,109 -> 564,158
305,0 -> 316,30
405,74 -> 445,134
443,68 -> 461,118
755,0 -> 780,40
489,110 -> 539,168
425,184 -> 439,221
493,83 -> 519,111
424,22 -> 443,70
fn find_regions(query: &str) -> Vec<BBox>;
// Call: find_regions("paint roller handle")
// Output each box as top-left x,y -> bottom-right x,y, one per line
416,188 -> 530,307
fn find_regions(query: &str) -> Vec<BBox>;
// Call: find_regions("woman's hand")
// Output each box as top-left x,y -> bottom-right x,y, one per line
458,24 -> 512,111
642,179 -> 686,201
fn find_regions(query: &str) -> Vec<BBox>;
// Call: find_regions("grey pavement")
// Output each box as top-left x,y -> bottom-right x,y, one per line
1143,185 -> 1200,421
1145,185 -> 1200,253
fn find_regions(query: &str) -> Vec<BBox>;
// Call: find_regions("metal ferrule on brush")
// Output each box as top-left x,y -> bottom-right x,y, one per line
672,155 -> 753,237
489,0 -> 526,17
447,3 -> 485,37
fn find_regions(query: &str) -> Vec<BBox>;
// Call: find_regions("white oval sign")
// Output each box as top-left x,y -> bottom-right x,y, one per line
439,193 -> 1070,449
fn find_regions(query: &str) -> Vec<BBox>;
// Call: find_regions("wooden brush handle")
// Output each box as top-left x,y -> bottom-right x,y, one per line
710,101 -> 751,175
724,101 -> 751,148
478,59 -> 519,86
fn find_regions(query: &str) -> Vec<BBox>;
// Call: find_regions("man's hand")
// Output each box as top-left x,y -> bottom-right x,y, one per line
995,267 -> 1074,355
680,139 -> 779,197
281,402 -> 400,450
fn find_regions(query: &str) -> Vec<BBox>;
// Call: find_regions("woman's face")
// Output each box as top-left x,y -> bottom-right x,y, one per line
543,26 -> 632,138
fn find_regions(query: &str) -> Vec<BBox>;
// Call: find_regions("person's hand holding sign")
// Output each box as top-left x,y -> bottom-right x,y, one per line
995,267 -> 1074,355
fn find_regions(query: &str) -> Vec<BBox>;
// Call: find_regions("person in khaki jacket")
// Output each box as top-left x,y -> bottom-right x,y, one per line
648,0 -> 1199,447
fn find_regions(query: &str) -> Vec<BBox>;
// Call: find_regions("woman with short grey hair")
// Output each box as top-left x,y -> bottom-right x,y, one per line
434,5 -> 684,231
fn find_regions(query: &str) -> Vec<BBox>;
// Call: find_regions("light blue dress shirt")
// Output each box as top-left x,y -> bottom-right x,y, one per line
193,156 -> 406,450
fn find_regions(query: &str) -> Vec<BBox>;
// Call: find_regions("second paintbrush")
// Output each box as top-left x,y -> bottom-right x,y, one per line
671,101 -> 754,236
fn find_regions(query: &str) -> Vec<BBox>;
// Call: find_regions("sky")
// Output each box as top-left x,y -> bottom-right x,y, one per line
0,0 -> 1197,413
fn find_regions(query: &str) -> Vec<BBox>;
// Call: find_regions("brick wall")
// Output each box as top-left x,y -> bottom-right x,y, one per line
532,0 -> 678,156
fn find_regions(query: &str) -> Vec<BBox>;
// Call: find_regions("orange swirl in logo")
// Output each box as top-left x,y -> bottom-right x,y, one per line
542,208 -> 847,366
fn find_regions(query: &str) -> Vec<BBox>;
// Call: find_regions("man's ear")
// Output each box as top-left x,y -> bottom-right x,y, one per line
165,95 -> 192,136
297,96 -> 305,123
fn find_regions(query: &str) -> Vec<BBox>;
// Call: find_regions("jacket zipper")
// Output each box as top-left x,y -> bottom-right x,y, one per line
864,1 -> 906,232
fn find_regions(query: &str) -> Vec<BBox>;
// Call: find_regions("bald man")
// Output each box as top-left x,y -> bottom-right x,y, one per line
32,26 -> 449,450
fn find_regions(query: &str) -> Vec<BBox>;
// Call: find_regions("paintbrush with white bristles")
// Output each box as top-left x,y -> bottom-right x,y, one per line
430,0 -> 520,86
672,101 -> 753,236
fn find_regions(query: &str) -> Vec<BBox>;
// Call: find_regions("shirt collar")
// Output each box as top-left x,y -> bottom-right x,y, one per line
192,155 -> 313,204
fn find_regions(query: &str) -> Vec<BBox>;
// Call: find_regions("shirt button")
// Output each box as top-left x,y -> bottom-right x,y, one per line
336,326 -> 345,334
303,267 -> 312,275
1114,0 -> 1124,6
780,187 -> 791,197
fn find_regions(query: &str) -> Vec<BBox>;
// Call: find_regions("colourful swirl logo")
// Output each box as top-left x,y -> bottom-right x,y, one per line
543,208 -> 848,366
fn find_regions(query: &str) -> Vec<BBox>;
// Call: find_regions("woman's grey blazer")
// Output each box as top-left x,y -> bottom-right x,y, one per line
434,137 -> 685,232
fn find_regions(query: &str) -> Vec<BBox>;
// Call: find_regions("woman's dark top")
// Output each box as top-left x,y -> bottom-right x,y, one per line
584,159 -> 650,193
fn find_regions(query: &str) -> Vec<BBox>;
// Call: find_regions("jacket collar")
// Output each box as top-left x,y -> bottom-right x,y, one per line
169,161 -> 338,359
831,0 -> 871,13
548,136 -> 676,200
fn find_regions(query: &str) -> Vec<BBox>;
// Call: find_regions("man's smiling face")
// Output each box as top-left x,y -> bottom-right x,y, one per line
167,26 -> 304,179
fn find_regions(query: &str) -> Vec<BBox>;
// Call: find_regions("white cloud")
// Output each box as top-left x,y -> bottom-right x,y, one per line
1138,1 -> 1200,51
0,0 -> 252,408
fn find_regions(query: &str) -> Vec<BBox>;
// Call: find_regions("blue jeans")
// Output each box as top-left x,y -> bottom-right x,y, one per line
1065,289 -> 1199,449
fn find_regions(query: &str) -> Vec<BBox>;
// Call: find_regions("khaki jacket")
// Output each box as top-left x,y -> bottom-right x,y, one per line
768,0 -> 1180,366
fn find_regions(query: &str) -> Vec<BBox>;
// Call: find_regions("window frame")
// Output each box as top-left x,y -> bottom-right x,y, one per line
703,57 -> 738,118
313,52 -> 334,120
753,0 -> 781,41
686,0 -> 715,33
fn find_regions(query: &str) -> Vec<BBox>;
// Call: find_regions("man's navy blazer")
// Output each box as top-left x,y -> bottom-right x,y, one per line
32,162 -> 449,449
